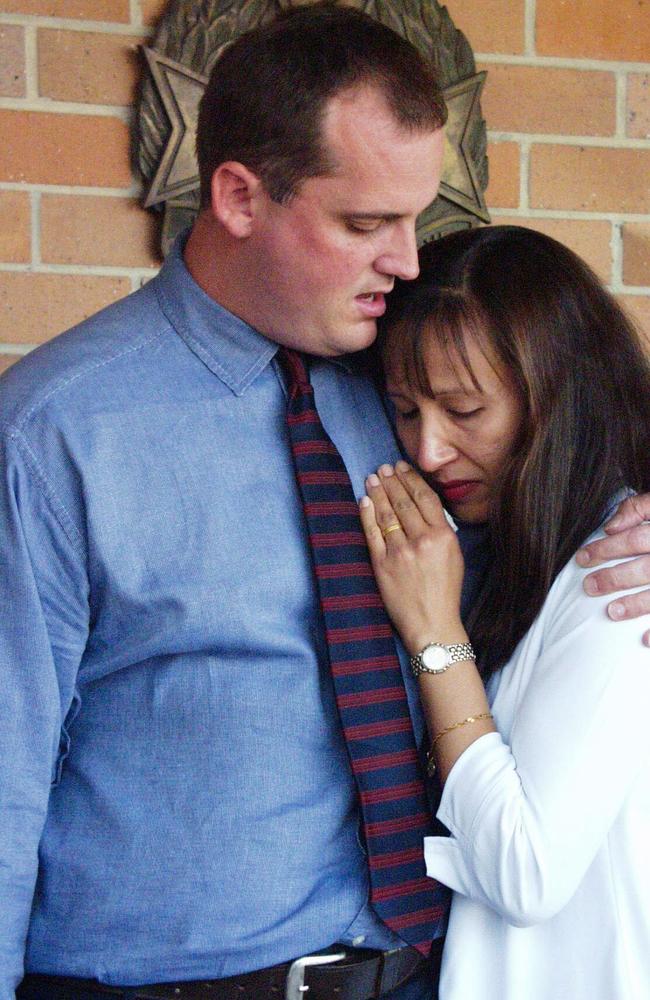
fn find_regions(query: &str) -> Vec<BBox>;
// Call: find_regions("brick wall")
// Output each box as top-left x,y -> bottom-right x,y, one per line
1,0 -> 649,371
447,0 -> 650,344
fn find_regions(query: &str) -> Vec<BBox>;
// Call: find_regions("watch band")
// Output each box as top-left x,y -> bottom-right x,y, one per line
410,641 -> 476,677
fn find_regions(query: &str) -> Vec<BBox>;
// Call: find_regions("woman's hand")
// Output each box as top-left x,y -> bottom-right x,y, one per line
359,460 -> 465,654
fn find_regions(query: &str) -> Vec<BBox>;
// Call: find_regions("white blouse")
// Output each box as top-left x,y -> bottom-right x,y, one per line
425,529 -> 650,1000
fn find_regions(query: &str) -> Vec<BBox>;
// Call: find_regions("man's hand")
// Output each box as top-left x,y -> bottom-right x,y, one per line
576,494 -> 650,645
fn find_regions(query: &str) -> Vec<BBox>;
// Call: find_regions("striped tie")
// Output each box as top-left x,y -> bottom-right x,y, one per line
279,347 -> 449,956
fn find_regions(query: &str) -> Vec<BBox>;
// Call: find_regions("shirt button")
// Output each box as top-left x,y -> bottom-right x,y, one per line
352,935 -> 366,947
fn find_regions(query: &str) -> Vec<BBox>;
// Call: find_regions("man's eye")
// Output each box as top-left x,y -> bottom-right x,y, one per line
395,408 -> 418,421
346,219 -> 382,233
448,407 -> 483,420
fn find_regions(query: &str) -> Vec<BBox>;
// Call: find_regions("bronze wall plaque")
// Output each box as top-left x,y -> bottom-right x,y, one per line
136,0 -> 490,256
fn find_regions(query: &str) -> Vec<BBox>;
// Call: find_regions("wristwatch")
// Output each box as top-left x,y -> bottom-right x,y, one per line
410,641 -> 476,677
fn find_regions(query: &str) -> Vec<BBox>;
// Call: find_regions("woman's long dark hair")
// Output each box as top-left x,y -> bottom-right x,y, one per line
379,225 -> 650,679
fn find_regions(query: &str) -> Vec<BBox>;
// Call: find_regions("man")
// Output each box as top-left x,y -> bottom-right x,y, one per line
1,6 -> 648,1000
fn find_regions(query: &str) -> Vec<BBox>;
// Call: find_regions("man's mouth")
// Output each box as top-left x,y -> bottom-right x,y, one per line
355,292 -> 388,317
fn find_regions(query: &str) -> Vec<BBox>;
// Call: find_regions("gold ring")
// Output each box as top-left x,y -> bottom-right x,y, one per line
381,523 -> 403,539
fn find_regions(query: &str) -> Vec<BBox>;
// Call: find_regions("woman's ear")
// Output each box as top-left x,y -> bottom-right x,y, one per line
209,161 -> 263,238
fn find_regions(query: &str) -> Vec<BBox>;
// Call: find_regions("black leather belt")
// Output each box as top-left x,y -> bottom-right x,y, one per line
18,942 -> 440,1000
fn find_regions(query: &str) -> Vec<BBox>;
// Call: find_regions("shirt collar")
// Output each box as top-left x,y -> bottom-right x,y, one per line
154,231 -> 358,395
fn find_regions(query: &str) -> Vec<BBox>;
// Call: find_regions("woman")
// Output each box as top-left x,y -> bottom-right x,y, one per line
358,226 -> 650,999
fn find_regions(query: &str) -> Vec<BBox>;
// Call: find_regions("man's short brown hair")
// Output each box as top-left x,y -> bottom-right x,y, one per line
196,2 -> 447,207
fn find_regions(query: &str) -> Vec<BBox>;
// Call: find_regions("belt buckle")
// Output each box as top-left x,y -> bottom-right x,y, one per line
285,950 -> 347,1000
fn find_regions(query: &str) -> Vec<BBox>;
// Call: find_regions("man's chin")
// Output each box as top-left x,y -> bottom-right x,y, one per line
298,319 -> 378,358
332,321 -> 379,356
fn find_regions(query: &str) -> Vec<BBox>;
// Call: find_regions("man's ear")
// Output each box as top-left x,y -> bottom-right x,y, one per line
209,161 -> 263,238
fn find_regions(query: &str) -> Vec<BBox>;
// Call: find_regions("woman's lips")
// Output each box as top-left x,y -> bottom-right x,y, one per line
355,292 -> 387,317
437,480 -> 480,503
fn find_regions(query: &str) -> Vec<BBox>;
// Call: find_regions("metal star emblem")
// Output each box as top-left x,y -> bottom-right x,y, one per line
438,72 -> 490,223
142,48 -> 208,209
142,48 -> 489,224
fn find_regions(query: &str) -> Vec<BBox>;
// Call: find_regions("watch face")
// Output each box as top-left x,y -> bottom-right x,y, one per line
421,645 -> 451,671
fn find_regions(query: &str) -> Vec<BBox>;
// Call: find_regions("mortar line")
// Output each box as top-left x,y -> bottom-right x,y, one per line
524,0 -> 536,57
129,0 -> 142,27
0,262 -> 157,279
30,190 -> 41,266
0,182 -> 144,196
615,73 -> 628,138
489,207 -> 650,222
0,97 -> 132,120
0,14 -> 154,37
487,131 -> 650,148
519,140 -> 531,211
23,23 -> 38,101
610,222 -> 623,291
476,53 -> 650,73
0,344 -> 36,356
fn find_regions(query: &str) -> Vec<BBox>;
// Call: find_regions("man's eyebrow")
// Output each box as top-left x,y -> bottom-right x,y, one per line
340,211 -> 402,222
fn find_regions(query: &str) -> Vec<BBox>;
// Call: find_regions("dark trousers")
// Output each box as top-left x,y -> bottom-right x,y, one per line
384,941 -> 441,1000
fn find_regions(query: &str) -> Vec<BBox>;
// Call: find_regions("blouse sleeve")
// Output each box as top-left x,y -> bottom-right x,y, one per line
424,553 -> 650,927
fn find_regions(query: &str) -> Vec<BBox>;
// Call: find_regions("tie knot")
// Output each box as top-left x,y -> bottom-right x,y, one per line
278,347 -> 311,395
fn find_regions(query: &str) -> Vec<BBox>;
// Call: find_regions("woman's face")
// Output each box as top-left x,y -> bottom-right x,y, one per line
385,326 -> 525,523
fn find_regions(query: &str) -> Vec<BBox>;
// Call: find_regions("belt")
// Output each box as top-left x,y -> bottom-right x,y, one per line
19,942 -> 438,1000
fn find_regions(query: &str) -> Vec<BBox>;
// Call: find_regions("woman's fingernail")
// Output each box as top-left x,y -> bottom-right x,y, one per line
395,460 -> 411,473
367,473 -> 380,487
608,601 -> 625,620
607,517 -> 622,530
576,549 -> 591,566
359,495 -> 370,508
379,464 -> 394,477
584,576 -> 599,595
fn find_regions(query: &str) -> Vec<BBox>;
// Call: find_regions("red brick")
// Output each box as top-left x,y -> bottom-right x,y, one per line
0,191 -> 31,264
622,223 -> 650,287
0,25 -> 25,98
141,0 -> 168,27
38,30 -> 144,107
445,0 -> 525,54
530,145 -> 650,214
627,74 -> 650,140
537,0 -> 650,62
41,195 -> 161,268
486,142 -> 520,210
0,111 -> 132,188
479,64 -> 616,136
0,0 -> 129,20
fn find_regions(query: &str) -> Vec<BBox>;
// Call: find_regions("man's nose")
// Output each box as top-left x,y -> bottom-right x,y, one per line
375,223 -> 420,282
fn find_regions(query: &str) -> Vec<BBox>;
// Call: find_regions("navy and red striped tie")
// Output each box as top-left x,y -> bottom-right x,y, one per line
280,347 -> 449,956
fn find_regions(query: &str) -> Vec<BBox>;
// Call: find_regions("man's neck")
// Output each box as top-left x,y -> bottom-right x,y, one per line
184,211 -> 247,319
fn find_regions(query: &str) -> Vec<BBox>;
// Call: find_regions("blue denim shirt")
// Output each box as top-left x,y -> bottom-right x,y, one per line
1,238 -> 484,995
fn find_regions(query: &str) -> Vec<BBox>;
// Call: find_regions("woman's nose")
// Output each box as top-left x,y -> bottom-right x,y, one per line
416,426 -> 459,472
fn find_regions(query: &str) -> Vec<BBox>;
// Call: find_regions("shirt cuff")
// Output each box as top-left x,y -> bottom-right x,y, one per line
438,731 -> 514,841
424,732 -> 512,897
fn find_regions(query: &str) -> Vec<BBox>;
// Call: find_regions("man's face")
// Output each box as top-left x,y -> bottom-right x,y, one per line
248,85 -> 444,357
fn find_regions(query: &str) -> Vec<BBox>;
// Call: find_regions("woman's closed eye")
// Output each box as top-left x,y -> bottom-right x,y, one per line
394,406 -> 419,421
447,406 -> 484,420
